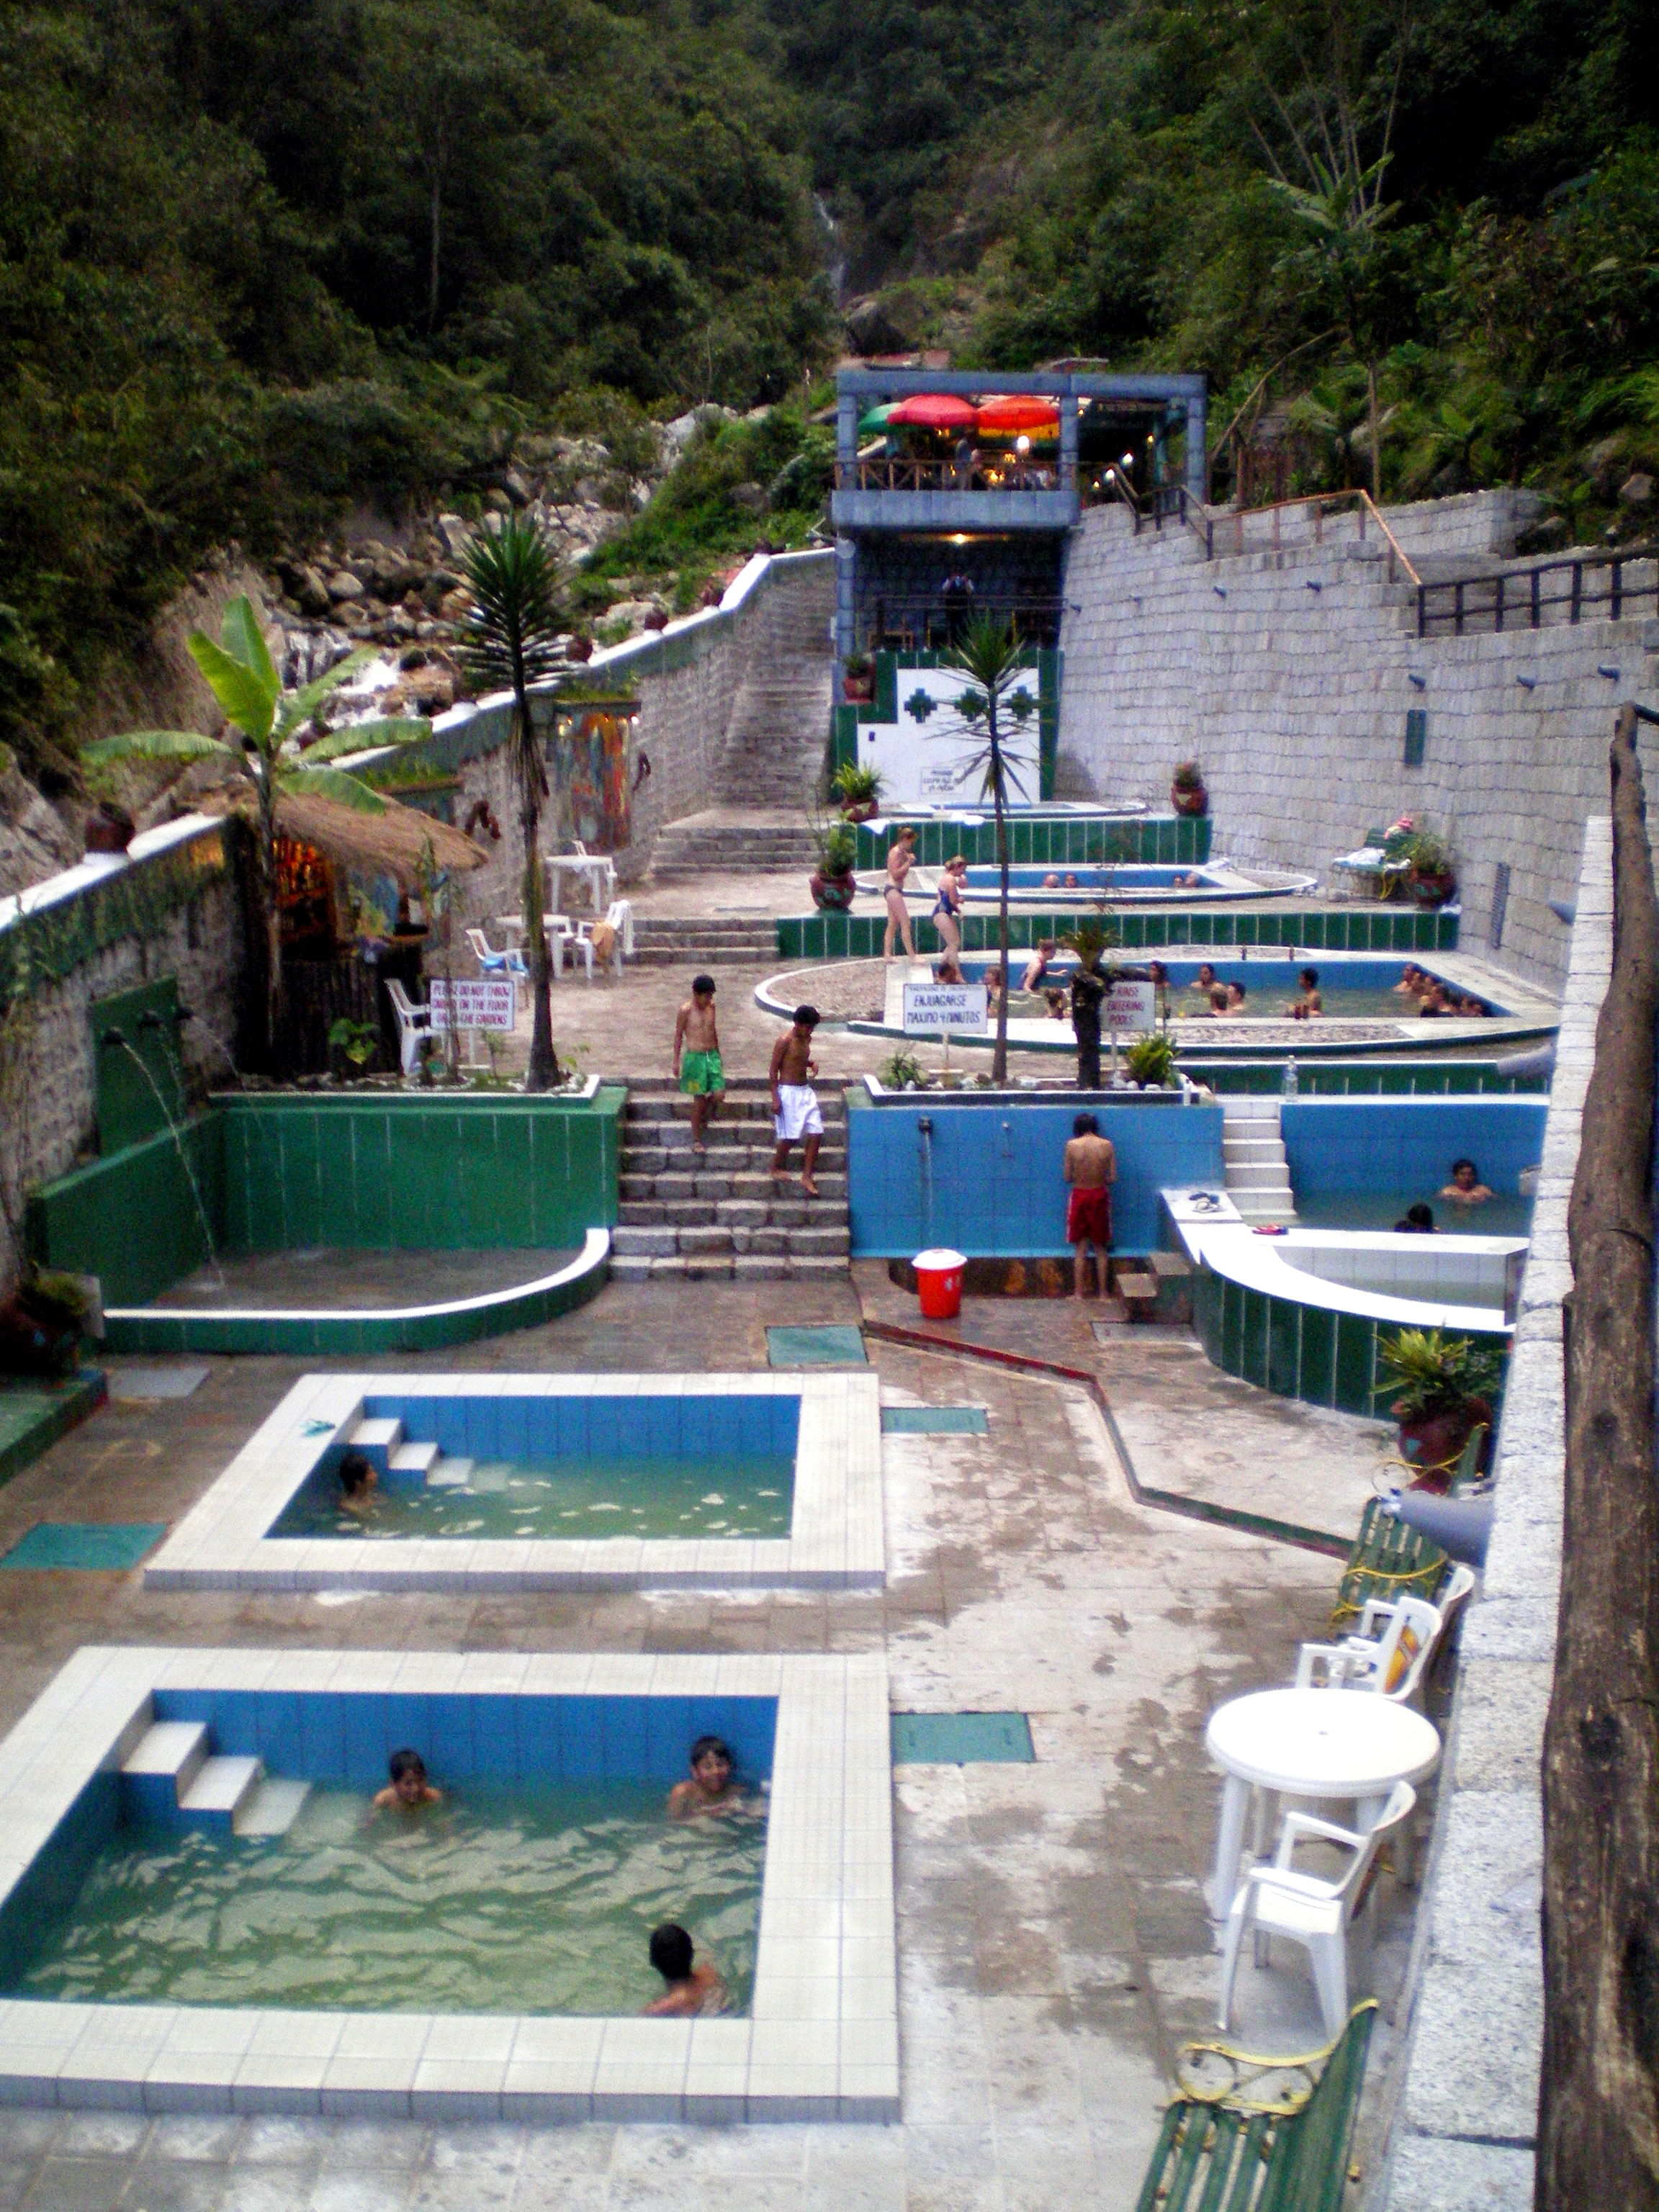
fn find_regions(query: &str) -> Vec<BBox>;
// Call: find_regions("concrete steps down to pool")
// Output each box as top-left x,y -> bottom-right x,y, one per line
121,1723 -> 308,1837
614,1081 -> 852,1280
1221,1098 -> 1299,1226
630,914 -> 785,966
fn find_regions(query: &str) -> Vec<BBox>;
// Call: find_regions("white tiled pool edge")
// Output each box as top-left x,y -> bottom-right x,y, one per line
143,1372 -> 884,1592
0,1647 -> 897,2123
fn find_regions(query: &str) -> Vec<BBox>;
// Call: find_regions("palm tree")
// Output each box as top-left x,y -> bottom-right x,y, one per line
935,617 -> 1037,1084
81,595 -> 428,1069
454,513 -> 566,1090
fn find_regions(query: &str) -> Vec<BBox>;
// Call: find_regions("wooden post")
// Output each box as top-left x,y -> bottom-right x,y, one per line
1539,703 -> 1659,2207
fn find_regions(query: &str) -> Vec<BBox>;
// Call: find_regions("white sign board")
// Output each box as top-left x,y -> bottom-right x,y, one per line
903,983 -> 989,1036
426,978 -> 518,1033
1104,981 -> 1156,1034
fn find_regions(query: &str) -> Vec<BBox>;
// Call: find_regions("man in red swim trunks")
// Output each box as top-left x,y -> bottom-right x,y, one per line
1064,1111 -> 1117,1300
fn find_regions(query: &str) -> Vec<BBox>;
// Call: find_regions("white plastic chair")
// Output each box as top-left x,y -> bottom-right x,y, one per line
1218,1781 -> 1416,2038
546,916 -> 593,981
1295,1594 -> 1444,1704
576,899 -> 631,976
465,926 -> 528,981
383,978 -> 433,1074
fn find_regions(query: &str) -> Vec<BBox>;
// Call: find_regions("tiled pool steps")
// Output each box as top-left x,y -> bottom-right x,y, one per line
122,1721 -> 309,1838
1221,1097 -> 1298,1226
344,1415 -> 475,1490
615,1082 -> 850,1281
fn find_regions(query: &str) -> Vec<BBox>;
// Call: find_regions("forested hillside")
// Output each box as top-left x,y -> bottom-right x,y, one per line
3,0 -> 1658,772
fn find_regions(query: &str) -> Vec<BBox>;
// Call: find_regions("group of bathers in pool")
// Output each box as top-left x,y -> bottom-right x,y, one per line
372,1732 -> 750,2015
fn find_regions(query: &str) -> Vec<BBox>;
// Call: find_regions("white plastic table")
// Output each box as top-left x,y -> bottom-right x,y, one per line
1205,1687 -> 1441,1923
546,853 -> 616,915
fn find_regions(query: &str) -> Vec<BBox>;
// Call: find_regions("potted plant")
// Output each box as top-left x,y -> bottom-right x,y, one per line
842,652 -> 875,704
1374,1327 -> 1501,1486
328,1016 -> 379,1082
1170,760 -> 1208,817
1124,1031 -> 1177,1088
809,819 -> 859,910
831,761 -> 886,821
1402,830 -> 1457,907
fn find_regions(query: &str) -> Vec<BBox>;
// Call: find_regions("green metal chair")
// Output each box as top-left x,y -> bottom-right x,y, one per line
1332,1497 -> 1451,1631
1133,2000 -> 1377,2212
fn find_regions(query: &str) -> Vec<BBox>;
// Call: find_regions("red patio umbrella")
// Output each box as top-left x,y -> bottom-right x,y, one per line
976,395 -> 1061,436
886,392 -> 979,431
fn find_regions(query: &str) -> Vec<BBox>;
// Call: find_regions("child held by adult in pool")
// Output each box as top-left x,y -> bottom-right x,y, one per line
373,1747 -> 442,1810
643,1923 -> 727,2015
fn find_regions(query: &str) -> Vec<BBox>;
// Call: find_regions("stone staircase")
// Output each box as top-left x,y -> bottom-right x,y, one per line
612,1079 -> 850,1281
649,817 -> 817,880
1221,1097 -> 1298,1225
630,917 -> 781,968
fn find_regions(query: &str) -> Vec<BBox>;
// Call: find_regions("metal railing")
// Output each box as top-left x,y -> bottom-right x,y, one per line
836,457 -> 1074,493
1197,488 -> 1421,585
866,596 -> 1062,650
1416,545 -> 1659,638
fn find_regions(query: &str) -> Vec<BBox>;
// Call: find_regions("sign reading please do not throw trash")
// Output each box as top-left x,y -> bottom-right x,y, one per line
426,978 -> 518,1032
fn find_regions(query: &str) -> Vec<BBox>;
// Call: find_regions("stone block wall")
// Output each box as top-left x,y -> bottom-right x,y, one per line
1,865 -> 243,1290
1058,495 -> 1659,990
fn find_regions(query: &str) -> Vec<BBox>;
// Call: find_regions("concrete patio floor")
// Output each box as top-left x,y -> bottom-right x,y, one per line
0,1273 -> 1426,2211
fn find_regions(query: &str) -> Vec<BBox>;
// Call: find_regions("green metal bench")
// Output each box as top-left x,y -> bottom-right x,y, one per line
1134,2001 -> 1376,2212
1332,1498 -> 1450,1630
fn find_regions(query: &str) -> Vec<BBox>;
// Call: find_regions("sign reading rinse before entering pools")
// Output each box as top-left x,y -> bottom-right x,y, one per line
1104,981 -> 1156,1034
426,978 -> 518,1032
903,983 -> 989,1036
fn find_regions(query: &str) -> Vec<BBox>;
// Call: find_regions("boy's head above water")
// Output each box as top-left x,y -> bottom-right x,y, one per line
689,1735 -> 733,1789
649,1922 -> 695,1984
387,1748 -> 430,1804
338,1452 -> 374,1498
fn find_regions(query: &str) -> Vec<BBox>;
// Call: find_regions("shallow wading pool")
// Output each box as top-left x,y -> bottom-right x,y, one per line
145,1373 -> 882,1592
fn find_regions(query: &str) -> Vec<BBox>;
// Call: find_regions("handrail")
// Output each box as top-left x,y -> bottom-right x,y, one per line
1354,491 -> 1422,589
1203,487 -> 1421,585
1416,541 -> 1659,638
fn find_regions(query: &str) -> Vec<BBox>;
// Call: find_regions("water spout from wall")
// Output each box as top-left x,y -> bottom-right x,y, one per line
917,1114 -> 934,1249
111,1037 -> 224,1289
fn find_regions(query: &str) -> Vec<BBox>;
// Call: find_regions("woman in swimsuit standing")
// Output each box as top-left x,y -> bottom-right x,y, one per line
931,854 -> 968,965
883,827 -> 918,962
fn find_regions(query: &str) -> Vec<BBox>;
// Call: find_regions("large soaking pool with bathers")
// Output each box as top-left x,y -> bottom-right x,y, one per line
961,955 -> 1513,1024
956,862 -> 1318,902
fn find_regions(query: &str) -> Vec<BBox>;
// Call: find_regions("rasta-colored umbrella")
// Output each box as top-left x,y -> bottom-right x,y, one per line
886,392 -> 979,431
976,395 -> 1061,438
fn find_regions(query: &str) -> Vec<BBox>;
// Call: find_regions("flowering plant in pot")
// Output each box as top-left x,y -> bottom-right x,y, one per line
1170,759 -> 1208,817
831,760 -> 885,821
1375,1327 -> 1501,1487
808,818 -> 859,910
1402,829 -> 1456,907
842,652 -> 874,703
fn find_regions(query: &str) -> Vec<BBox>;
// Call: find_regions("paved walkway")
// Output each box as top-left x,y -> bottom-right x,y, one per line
0,1267 -> 1426,2211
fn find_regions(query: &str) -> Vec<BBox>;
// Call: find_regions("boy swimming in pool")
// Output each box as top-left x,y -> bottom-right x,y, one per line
667,1735 -> 741,1819
644,1923 -> 727,2015
373,1748 -> 441,1809
338,1451 -> 377,1517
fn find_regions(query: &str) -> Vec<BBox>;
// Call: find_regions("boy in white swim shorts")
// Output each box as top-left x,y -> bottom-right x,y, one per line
768,1004 -> 823,1196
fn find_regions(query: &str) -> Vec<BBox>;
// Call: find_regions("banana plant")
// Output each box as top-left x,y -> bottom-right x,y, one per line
82,595 -> 431,1069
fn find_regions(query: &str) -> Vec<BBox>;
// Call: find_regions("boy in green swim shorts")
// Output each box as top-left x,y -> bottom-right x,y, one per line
673,974 -> 726,1154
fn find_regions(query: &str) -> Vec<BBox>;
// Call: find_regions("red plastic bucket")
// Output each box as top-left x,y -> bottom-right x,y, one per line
914,1247 -> 966,1320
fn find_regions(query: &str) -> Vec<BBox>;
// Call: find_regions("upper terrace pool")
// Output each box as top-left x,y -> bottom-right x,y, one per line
953,863 -> 1317,903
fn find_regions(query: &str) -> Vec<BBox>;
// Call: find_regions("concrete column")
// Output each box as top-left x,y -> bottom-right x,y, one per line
836,535 -> 857,659
1059,396 -> 1079,493
1185,390 -> 1208,503
837,392 -> 858,475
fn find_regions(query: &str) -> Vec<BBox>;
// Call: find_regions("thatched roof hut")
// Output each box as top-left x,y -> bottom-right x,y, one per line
202,791 -> 486,888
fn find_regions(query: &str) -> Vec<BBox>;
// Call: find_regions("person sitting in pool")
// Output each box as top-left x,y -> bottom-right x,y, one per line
338,1451 -> 377,1517
1456,992 -> 1492,1017
1207,984 -> 1231,1015
1395,1202 -> 1438,1233
1288,966 -> 1322,1020
1040,872 -> 1061,890
1394,963 -> 1426,997
1440,1158 -> 1494,1207
1022,939 -> 1059,992
644,1923 -> 727,2016
373,1748 -> 441,1810
1224,981 -> 1247,1011
1189,962 -> 1218,996
1147,960 -> 1171,1023
981,963 -> 1004,999
1062,872 -> 1080,889
1044,988 -> 1069,1021
668,1735 -> 741,1820
934,953 -> 966,985
1419,981 -> 1454,1017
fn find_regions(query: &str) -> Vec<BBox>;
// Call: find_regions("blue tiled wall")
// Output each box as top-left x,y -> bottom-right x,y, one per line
847,1099 -> 1224,1256
1281,1099 -> 1549,1197
361,1393 -> 802,1463
150,1691 -> 780,1792
0,1773 -> 120,1989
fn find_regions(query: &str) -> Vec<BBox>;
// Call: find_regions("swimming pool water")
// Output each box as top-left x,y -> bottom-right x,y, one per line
9,1781 -> 765,2016
1295,1190 -> 1534,1237
963,865 -> 1218,891
999,984 -> 1443,1023
272,1452 -> 795,1541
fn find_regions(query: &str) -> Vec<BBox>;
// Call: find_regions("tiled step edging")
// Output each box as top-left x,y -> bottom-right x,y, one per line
777,903 -> 1462,960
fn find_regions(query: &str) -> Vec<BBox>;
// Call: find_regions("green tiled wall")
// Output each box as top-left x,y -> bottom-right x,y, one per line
778,900 -> 1459,961
0,1371 -> 107,1490
852,811 -> 1213,871
216,1088 -> 624,1253
1191,1267 -> 1509,1416
27,1089 -> 625,1311
27,1117 -> 225,1307
1185,1060 -> 1547,1096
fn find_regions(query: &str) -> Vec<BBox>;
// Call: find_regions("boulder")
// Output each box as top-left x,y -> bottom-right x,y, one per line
327,570 -> 365,602
1619,472 -> 1655,508
436,514 -> 470,557
501,467 -> 533,508
439,587 -> 474,621
729,481 -> 768,514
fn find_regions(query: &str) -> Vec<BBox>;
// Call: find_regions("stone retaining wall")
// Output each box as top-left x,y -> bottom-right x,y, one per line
1058,493 -> 1659,989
